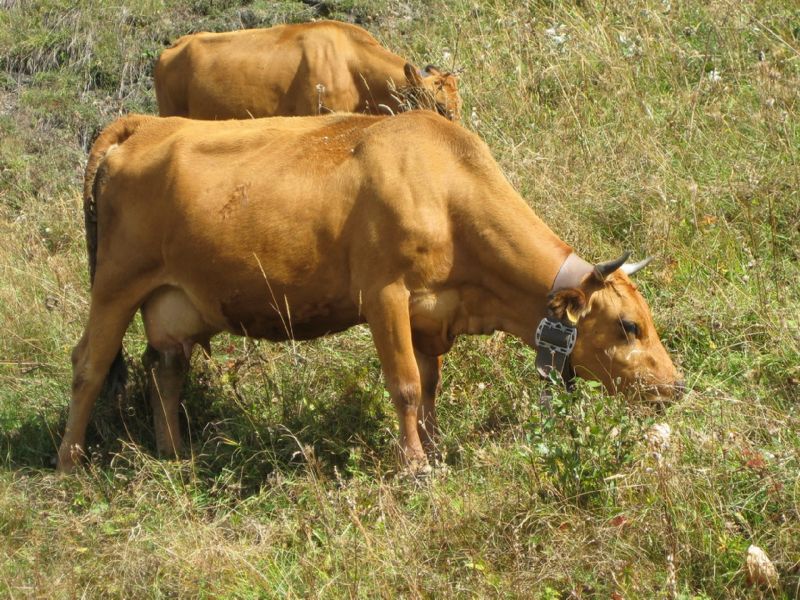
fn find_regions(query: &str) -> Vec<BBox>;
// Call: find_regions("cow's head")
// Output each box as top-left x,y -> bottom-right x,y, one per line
547,253 -> 683,400
403,63 -> 462,122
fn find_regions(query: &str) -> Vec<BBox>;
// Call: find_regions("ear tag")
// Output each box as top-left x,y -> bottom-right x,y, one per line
565,306 -> 580,325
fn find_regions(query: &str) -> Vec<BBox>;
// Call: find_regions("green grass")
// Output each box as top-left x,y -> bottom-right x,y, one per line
1,0 -> 799,597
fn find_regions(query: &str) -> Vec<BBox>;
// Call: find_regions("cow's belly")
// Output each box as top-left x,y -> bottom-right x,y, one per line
217,288 -> 363,340
142,282 -> 364,353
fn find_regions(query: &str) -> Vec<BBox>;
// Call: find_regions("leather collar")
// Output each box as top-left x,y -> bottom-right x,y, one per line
551,252 -> 593,292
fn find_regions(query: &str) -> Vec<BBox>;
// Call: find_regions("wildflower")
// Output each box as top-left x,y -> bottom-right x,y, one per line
646,422 -> 671,452
746,545 -> 779,589
619,33 -> 641,58
545,25 -> 568,47
707,69 -> 722,83
470,108 -> 480,129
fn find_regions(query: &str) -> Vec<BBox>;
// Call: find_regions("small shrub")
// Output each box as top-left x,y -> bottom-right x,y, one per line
526,377 -> 640,506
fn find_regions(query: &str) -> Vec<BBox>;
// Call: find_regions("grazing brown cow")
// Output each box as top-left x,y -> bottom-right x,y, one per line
154,20 -> 461,121
58,111 -> 681,472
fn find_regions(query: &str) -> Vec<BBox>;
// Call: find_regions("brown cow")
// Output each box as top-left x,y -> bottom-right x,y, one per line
58,111 -> 681,472
154,20 -> 461,121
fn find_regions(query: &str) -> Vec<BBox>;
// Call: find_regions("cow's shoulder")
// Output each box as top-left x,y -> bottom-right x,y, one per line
361,112 -> 490,162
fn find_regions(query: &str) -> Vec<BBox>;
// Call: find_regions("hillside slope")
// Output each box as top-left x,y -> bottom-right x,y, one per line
1,1 -> 798,597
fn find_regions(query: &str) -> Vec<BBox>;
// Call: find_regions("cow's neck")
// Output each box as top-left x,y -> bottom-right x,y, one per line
456,191 -> 574,344
355,47 -> 408,99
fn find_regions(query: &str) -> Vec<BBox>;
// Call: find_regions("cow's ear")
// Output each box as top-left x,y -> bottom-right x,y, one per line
424,64 -> 442,76
404,63 -> 425,87
548,288 -> 587,325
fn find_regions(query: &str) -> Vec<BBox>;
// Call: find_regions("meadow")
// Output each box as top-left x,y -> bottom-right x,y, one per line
1,0 -> 798,597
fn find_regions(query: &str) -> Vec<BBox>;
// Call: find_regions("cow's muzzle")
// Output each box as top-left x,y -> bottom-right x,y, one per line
635,378 -> 686,402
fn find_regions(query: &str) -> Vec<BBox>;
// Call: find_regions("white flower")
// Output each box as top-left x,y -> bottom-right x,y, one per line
646,423 -> 671,452
707,69 -> 722,83
470,108 -> 480,129
545,25 -> 568,47
618,33 -> 641,58
746,545 -> 779,589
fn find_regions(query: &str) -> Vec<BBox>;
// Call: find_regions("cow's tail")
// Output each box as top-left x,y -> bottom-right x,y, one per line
84,115 -> 147,283
83,115 -> 149,399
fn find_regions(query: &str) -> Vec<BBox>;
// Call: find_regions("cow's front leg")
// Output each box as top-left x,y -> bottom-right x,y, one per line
142,344 -> 189,457
415,350 -> 442,460
364,283 -> 427,471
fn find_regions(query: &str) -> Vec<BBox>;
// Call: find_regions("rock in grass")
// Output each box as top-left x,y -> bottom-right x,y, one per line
746,544 -> 779,589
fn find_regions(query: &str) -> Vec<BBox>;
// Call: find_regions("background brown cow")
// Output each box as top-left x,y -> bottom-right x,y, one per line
154,20 -> 461,121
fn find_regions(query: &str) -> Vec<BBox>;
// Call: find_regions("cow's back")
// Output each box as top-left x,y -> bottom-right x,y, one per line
154,22 -> 403,120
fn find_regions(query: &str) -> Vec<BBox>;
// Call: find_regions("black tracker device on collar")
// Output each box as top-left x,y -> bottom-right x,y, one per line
534,253 -> 593,386
534,317 -> 577,381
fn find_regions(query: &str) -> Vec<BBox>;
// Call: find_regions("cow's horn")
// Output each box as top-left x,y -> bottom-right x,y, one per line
621,256 -> 653,276
594,251 -> 631,279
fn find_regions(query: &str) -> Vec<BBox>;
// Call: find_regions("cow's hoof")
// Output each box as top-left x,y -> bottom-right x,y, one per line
397,456 -> 432,481
55,459 -> 76,474
415,463 -> 434,477
56,443 -> 85,474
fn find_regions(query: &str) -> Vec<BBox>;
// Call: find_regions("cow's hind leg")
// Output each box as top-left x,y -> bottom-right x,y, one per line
142,344 -> 189,457
58,297 -> 138,472
415,350 -> 442,460
364,283 -> 427,471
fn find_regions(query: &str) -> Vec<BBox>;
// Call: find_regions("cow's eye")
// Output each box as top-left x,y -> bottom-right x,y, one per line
621,319 -> 639,339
